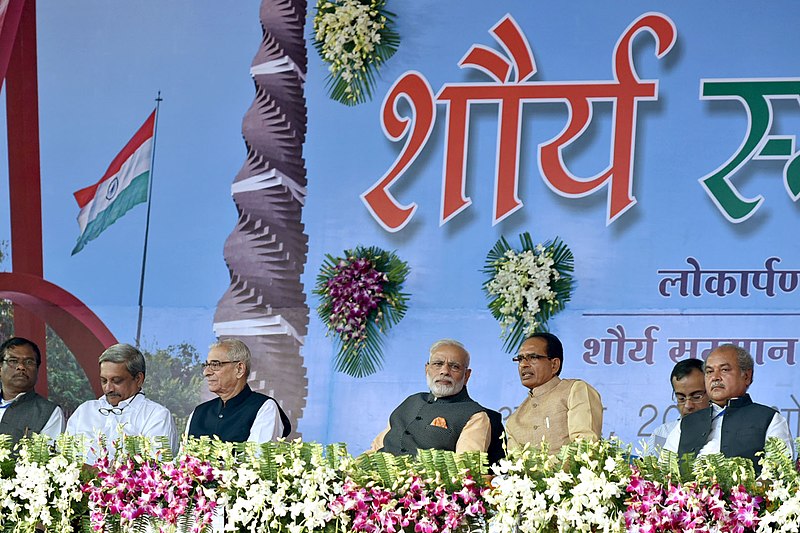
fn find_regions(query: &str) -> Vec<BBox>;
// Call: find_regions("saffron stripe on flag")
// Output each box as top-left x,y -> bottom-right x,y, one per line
73,110 -> 156,209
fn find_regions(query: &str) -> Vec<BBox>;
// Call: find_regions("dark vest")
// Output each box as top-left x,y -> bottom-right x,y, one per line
187,385 -> 291,442
678,394 -> 775,471
0,390 -> 58,443
380,388 -> 485,456
486,408 -> 506,465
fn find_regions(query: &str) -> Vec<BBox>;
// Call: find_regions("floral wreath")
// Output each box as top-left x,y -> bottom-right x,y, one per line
483,232 -> 574,352
312,0 -> 400,105
314,245 -> 409,377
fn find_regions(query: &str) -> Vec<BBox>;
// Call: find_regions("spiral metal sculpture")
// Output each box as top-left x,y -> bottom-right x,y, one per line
213,0 -> 308,436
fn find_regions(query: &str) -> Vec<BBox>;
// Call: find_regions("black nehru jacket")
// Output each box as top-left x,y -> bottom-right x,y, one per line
380,387 -> 485,456
678,393 -> 776,471
188,385 -> 291,442
0,391 -> 58,444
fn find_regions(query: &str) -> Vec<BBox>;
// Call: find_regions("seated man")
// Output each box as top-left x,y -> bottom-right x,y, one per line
371,339 -> 492,456
66,343 -> 179,457
0,337 -> 65,443
642,358 -> 709,456
506,332 -> 603,453
664,344 -> 794,467
186,338 -> 291,443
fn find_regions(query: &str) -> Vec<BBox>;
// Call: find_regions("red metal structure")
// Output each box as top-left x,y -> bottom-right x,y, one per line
1,0 -> 114,396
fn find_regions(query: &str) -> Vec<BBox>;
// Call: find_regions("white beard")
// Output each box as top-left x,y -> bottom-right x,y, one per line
427,373 -> 465,398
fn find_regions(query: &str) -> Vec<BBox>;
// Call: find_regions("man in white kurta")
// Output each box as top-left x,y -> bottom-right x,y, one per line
641,358 -> 709,456
66,343 -> 178,461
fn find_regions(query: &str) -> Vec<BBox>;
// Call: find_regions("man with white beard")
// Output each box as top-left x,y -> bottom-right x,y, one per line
370,339 -> 492,456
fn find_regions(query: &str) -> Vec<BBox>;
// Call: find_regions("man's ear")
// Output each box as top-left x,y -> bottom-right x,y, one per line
134,372 -> 145,388
464,368 -> 472,385
551,357 -> 562,375
744,369 -> 753,387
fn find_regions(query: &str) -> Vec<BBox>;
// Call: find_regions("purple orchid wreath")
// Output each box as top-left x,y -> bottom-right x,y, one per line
314,245 -> 409,377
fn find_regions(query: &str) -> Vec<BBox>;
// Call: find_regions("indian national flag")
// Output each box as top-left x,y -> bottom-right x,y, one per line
72,110 -> 155,255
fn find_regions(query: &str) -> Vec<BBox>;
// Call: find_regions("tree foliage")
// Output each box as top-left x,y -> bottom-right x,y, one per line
141,343 -> 204,433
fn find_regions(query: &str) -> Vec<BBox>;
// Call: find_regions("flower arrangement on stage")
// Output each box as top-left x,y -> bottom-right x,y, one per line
624,471 -> 762,532
313,0 -> 400,105
486,439 -> 630,532
483,232 -> 574,352
0,434 -> 84,533
330,449 -> 489,532
83,435 -> 218,533
314,245 -> 409,377
221,440 -> 349,533
1,435 -> 800,532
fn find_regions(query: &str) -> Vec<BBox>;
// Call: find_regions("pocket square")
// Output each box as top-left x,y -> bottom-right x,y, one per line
430,417 -> 448,429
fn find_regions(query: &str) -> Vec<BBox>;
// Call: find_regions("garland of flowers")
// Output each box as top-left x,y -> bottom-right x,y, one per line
483,232 -> 574,352
313,0 -> 400,106
1,435 -> 799,532
314,245 -> 409,377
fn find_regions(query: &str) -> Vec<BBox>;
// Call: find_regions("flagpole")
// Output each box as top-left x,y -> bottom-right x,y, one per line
135,92 -> 162,348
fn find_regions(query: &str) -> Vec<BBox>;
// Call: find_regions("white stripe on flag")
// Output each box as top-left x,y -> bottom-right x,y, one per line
76,138 -> 153,233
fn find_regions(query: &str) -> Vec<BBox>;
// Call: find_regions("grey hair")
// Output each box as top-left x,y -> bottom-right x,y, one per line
709,343 -> 754,374
429,339 -> 470,368
99,343 -> 146,378
210,338 -> 252,374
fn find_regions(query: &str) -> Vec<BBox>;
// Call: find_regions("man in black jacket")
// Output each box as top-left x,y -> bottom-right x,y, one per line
664,344 -> 794,468
187,338 -> 290,443
370,339 -> 498,458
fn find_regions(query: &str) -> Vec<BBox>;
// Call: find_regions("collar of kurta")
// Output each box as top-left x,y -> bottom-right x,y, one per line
425,386 -> 470,403
528,376 -> 562,398
0,390 -> 30,407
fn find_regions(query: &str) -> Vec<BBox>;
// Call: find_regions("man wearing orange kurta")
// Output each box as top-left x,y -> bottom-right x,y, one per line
505,332 -> 603,453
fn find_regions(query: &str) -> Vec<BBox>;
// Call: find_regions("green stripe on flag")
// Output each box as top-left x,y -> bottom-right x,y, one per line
71,171 -> 150,255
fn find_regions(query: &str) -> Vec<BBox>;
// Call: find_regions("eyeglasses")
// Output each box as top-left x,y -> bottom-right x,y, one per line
201,360 -> 240,372
513,353 -> 551,364
674,391 -> 707,405
99,391 -> 143,416
2,357 -> 38,368
427,360 -> 464,372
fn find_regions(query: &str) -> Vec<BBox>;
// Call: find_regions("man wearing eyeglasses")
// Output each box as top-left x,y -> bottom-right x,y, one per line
370,339 -> 494,457
186,338 -> 291,442
0,337 -> 65,443
642,358 -> 708,456
66,343 -> 179,458
505,332 -> 603,453
664,344 -> 794,468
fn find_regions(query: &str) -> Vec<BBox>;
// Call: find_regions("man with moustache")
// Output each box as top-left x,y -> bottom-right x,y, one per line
370,339 -> 492,456
0,337 -> 65,443
664,344 -> 794,467
66,343 -> 179,457
505,332 -> 603,453
186,338 -> 291,443
642,358 -> 709,456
